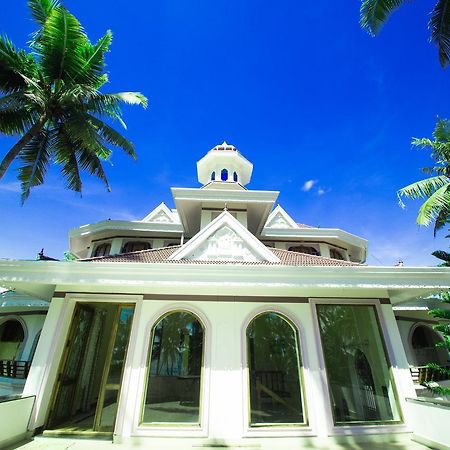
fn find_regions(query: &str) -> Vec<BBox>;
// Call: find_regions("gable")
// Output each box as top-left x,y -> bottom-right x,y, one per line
169,211 -> 280,263
264,205 -> 298,229
142,202 -> 176,223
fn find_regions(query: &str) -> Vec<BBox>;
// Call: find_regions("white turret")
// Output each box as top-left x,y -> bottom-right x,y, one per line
196,142 -> 253,186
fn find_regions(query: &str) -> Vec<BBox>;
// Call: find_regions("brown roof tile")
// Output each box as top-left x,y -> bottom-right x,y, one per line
83,245 -> 361,267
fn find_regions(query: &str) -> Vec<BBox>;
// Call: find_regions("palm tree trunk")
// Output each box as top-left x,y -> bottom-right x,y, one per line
0,114 -> 48,180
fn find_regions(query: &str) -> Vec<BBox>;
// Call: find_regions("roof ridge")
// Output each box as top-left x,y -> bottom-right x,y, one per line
270,248 -> 362,266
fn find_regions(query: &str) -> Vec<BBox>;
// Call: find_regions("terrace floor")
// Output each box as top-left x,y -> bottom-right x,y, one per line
8,436 -> 434,450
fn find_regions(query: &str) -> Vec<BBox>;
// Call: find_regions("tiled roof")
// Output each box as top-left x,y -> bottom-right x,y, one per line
84,246 -> 361,267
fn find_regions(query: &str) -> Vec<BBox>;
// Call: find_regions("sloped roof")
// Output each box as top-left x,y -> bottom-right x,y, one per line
84,246 -> 361,267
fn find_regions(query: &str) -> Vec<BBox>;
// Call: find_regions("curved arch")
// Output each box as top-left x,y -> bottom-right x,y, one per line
245,310 -> 305,425
0,316 -> 27,361
141,309 -> 205,424
233,171 -> 238,182
220,168 -> 228,181
93,242 -> 111,257
288,245 -> 320,256
409,323 -> 447,366
121,240 -> 152,253
211,171 -> 216,181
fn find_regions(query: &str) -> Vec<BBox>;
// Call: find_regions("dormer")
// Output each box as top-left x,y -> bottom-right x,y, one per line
197,142 -> 253,188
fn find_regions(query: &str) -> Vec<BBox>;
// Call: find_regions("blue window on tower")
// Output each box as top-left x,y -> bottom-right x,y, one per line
221,169 -> 228,181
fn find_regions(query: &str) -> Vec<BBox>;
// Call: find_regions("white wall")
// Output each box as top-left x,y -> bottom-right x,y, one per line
0,396 -> 35,448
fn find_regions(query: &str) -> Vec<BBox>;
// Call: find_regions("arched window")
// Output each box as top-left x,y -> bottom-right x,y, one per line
246,312 -> 305,425
211,171 -> 216,181
233,171 -> 238,182
93,242 -> 111,257
121,241 -> 152,253
221,168 -> 228,181
0,319 -> 25,360
411,325 -> 447,365
288,245 -> 320,256
142,311 -> 204,424
330,248 -> 344,260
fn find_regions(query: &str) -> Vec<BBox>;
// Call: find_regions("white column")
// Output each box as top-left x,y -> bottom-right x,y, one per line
318,243 -> 330,258
110,238 -> 123,255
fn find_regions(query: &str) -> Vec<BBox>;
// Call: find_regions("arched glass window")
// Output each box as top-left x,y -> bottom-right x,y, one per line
142,311 -> 204,424
0,319 -> 25,360
211,171 -> 216,181
221,169 -> 228,181
121,241 -> 152,253
233,171 -> 238,182
93,242 -> 111,257
247,312 -> 305,425
288,245 -> 320,256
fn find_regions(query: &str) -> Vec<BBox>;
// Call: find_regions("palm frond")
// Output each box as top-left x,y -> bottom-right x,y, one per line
38,7 -> 88,83
416,184 -> 450,226
53,125 -> 83,192
432,249 -> 450,265
74,30 -> 112,85
429,0 -> 450,68
0,35 -> 38,93
360,0 -> 405,35
87,115 -> 136,158
398,175 -> 450,204
28,0 -> 61,25
0,108 -> 38,135
18,127 -> 53,202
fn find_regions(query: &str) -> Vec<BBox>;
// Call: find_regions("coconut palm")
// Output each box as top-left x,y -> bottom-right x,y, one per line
0,0 -> 147,202
398,118 -> 450,233
360,0 -> 450,68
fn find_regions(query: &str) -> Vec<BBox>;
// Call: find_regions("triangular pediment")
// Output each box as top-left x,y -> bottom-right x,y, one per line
142,202 -> 177,224
264,205 -> 298,229
169,212 -> 280,262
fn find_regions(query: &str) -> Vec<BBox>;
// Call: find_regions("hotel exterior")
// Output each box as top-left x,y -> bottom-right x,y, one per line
1,142 -> 450,448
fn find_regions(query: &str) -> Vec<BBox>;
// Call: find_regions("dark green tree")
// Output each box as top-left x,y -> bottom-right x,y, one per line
0,0 -> 147,202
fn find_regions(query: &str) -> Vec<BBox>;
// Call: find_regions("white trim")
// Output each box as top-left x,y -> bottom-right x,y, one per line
309,298 -> 410,436
169,211 -> 280,263
142,202 -> 178,224
240,306 -> 316,437
132,303 -> 211,438
264,205 -> 299,230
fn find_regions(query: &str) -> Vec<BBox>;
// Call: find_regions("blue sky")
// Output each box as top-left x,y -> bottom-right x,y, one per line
0,1 -> 449,265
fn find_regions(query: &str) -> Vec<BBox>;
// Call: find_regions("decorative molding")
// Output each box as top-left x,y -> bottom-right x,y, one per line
169,211 -> 280,263
142,202 -> 178,224
264,205 -> 298,230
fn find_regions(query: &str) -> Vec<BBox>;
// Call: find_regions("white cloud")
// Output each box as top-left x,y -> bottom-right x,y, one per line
0,182 -> 21,193
301,179 -> 317,192
317,188 -> 325,196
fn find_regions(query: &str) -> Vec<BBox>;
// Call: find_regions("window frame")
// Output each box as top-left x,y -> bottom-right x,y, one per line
241,307 -> 311,436
310,298 -> 405,433
137,307 -> 210,434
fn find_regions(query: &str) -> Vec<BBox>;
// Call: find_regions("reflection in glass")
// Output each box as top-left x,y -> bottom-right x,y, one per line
316,305 -> 401,424
142,311 -> 204,424
247,312 -> 304,425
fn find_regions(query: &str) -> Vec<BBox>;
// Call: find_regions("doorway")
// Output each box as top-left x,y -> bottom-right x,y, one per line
46,302 -> 134,434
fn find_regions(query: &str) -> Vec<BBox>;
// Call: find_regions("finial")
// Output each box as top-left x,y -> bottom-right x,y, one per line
224,203 -> 228,211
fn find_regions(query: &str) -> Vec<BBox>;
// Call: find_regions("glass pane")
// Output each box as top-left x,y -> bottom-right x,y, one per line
142,311 -> 204,424
247,312 -> 304,425
98,306 -> 134,431
316,305 -> 401,424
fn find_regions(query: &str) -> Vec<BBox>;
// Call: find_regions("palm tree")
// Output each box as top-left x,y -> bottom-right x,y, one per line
360,0 -> 450,68
0,0 -> 147,202
398,118 -> 450,233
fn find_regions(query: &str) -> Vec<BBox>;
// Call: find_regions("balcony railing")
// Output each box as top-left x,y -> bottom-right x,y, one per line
0,360 -> 30,379
410,365 -> 450,384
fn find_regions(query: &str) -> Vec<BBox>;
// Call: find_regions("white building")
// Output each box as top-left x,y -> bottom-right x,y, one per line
1,142 -> 450,449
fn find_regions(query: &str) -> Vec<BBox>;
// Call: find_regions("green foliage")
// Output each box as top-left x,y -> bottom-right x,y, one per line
360,0 -> 450,68
0,0 -> 147,202
397,118 -> 450,234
